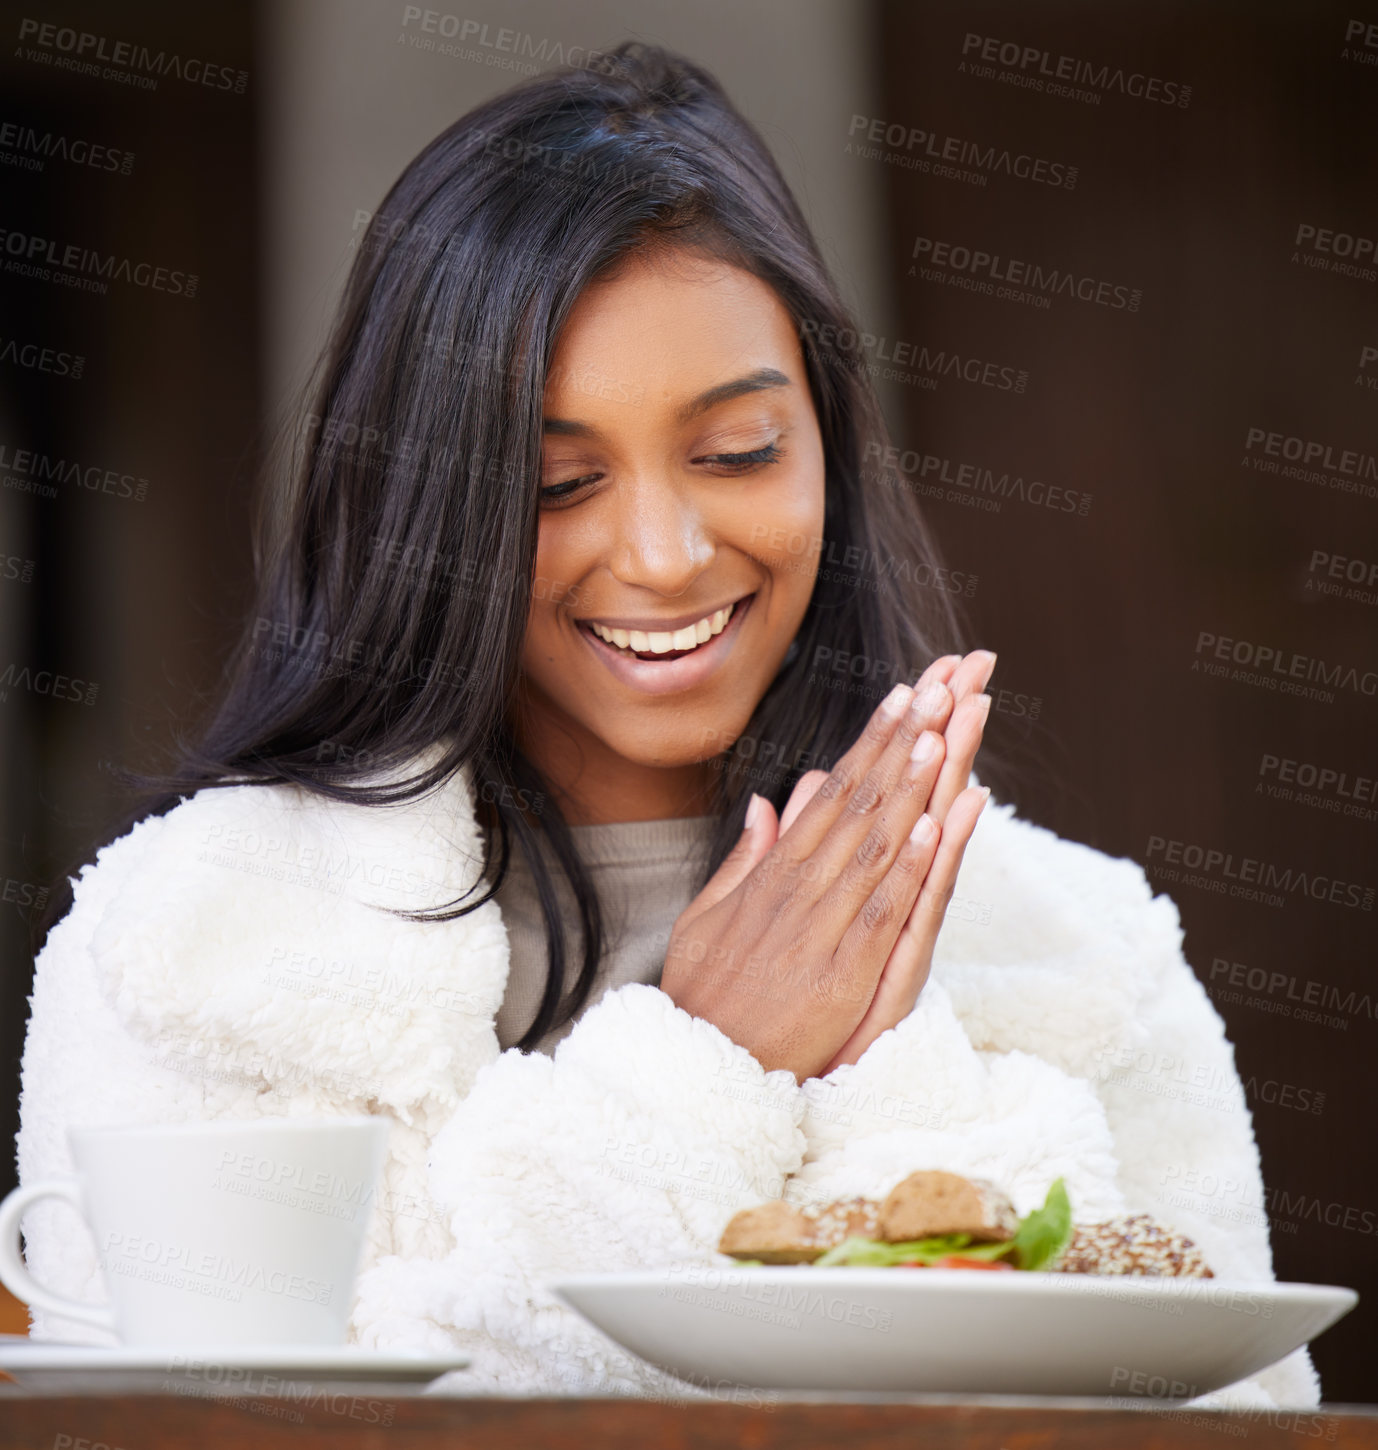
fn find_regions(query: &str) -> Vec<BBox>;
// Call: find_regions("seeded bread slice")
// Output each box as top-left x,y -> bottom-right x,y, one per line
718,1195 -> 881,1262
1051,1214 -> 1214,1276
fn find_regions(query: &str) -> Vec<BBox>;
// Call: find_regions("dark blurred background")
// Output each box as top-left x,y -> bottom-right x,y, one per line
1,0 -> 1374,1402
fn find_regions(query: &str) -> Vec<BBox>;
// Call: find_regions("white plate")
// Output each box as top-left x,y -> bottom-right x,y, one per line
553,1266 -> 1357,1397
0,1340 -> 470,1394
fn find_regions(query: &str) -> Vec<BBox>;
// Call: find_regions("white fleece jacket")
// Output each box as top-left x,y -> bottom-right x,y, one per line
14,751 -> 1320,1406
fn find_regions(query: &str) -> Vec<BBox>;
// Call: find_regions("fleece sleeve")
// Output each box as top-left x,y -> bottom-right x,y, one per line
351,982 -> 807,1396
1082,899 -> 1322,1410
790,802 -> 1321,1410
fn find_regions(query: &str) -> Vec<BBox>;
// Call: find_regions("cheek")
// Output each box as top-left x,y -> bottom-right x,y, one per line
529,520 -> 589,617
742,467 -> 826,586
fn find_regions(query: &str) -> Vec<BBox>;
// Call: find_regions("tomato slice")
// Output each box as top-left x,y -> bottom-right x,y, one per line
930,1255 -> 1016,1271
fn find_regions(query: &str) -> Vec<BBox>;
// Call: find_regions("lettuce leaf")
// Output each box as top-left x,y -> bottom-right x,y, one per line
1009,1177 -> 1072,1271
813,1232 -> 1013,1267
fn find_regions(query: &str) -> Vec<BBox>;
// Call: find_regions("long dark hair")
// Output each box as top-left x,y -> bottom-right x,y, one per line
42,40 -> 971,1049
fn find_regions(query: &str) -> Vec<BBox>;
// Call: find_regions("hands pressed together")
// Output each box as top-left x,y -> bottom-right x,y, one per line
662,649 -> 996,1083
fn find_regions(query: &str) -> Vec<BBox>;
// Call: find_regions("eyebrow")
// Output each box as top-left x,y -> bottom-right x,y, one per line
542,366 -> 792,437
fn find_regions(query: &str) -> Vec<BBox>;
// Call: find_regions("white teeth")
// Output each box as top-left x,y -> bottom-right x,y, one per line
588,601 -> 738,654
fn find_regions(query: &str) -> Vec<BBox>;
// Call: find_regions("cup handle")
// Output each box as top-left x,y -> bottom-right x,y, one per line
0,1180 -> 117,1332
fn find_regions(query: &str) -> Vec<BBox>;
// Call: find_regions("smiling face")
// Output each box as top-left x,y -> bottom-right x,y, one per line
513,244 -> 827,824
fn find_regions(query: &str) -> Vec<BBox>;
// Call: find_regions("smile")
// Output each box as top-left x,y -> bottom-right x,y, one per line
575,594 -> 755,695
587,604 -> 735,658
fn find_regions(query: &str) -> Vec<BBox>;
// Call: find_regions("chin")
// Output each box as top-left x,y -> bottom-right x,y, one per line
602,702 -> 757,769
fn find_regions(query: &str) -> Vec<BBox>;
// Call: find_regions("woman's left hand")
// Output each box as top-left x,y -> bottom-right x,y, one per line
779,648 -> 995,1075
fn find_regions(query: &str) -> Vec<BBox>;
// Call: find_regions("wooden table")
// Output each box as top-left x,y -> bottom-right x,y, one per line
3,1387 -> 1377,1448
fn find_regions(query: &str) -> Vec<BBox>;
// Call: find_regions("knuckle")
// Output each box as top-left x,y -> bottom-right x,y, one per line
845,773 -> 885,818
861,710 -> 896,747
859,891 -> 895,934
854,825 -> 891,869
818,766 -> 856,804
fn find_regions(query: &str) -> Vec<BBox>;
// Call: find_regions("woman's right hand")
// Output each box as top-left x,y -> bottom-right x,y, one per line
661,649 -> 996,1082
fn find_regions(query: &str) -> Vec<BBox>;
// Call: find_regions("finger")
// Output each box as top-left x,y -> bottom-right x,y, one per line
927,690 -> 991,825
821,804 -> 942,1006
909,784 -> 990,936
825,785 -> 991,1068
946,648 -> 997,705
765,680 -> 916,865
779,769 -> 829,835
785,667 -> 954,919
777,669 -> 954,876
678,791 -> 780,922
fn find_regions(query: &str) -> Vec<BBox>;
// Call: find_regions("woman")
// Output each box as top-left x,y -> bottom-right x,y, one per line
16,42 -> 1315,1405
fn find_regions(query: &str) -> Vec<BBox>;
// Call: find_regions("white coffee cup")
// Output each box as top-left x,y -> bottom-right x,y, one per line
0,1115 -> 389,1347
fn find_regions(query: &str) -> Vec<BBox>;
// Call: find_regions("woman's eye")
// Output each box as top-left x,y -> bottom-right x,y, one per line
698,441 -> 784,471
538,442 -> 784,506
539,474 -> 600,504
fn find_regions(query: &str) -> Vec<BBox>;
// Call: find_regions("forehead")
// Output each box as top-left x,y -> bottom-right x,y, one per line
544,248 -> 803,409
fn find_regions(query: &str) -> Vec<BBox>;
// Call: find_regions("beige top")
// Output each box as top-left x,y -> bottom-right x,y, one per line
491,813 -> 719,1054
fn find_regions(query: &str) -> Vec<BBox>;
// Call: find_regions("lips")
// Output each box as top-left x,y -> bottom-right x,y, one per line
576,594 -> 755,696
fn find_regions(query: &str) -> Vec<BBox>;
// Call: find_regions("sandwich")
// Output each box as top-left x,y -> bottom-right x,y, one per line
717,1170 -> 1213,1276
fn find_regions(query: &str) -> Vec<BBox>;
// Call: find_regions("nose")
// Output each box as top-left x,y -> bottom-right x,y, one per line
604,475 -> 715,597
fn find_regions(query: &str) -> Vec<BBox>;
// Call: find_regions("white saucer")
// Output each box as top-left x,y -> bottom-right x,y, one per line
0,1339 -> 470,1394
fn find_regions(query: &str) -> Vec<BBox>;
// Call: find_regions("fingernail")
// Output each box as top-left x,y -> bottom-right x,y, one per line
915,656 -> 961,688
911,730 -> 940,764
744,793 -> 762,830
972,692 -> 992,716
909,813 -> 936,845
976,651 -> 998,690
880,683 -> 915,719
